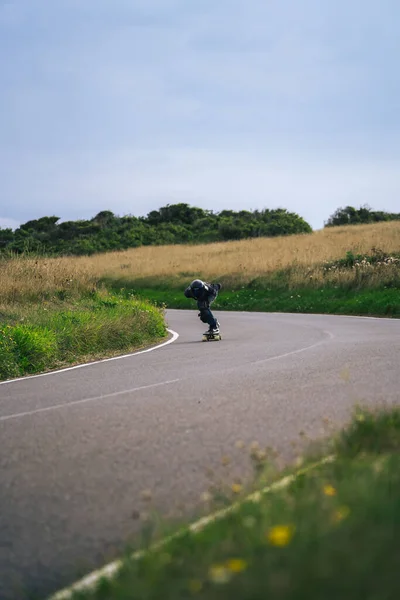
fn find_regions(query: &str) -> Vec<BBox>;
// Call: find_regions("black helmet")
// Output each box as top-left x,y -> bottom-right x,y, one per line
190,279 -> 204,290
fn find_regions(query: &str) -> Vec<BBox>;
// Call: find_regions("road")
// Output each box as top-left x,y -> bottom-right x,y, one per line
1,310 -> 400,599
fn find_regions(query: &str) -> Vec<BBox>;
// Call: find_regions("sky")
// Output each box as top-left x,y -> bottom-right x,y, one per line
1,0 -> 399,231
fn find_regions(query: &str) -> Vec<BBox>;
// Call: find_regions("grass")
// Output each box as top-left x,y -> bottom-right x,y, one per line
106,245 -> 400,317
0,291 -> 166,381
49,406 -> 400,600
116,282 -> 400,317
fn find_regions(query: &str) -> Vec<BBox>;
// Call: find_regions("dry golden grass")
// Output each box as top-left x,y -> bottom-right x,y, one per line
0,256 -> 96,303
1,221 -> 400,303
76,220 -> 400,282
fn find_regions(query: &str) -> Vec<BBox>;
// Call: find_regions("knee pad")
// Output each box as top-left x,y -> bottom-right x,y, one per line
199,309 -> 210,323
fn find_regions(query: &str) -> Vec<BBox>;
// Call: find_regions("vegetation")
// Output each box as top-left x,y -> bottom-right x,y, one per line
121,245 -> 400,317
0,290 -> 166,381
2,203 -> 399,259
124,284 -> 400,318
3,220 -> 398,296
325,204 -> 400,227
0,204 -> 312,256
53,407 -> 400,600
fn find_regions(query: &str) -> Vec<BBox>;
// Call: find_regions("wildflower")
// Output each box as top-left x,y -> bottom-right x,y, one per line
323,484 -> 337,496
209,564 -> 231,584
221,455 -> 231,466
253,448 -> 267,461
235,439 -> 245,450
231,483 -> 243,494
267,524 -> 295,547
226,558 -> 247,573
332,505 -> 350,523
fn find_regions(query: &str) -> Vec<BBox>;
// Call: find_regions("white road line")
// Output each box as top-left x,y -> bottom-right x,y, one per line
0,328 -> 179,387
1,329 -> 333,420
251,329 -> 335,366
49,454 -> 335,600
0,379 -> 180,422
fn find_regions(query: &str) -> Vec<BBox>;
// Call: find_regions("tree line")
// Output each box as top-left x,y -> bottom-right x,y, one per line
0,204 -> 312,256
0,203 -> 398,257
325,205 -> 400,227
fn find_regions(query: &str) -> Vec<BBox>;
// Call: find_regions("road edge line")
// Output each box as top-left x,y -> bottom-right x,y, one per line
48,454 -> 336,600
0,329 -> 179,386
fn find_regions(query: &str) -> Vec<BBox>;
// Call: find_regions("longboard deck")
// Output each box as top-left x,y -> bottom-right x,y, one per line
202,333 -> 222,342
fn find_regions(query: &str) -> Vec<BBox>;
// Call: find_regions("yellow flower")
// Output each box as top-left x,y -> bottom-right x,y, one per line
209,564 -> 231,584
323,484 -> 337,496
188,579 -> 203,594
226,558 -> 247,573
231,483 -> 243,494
267,524 -> 295,547
333,505 -> 350,524
253,449 -> 267,461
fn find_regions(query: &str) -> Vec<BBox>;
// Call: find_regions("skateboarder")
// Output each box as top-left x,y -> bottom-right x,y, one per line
184,279 -> 221,335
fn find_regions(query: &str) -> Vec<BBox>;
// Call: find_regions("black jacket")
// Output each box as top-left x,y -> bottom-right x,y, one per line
184,282 -> 221,307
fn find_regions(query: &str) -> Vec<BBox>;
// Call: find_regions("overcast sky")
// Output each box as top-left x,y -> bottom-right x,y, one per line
1,0 -> 399,231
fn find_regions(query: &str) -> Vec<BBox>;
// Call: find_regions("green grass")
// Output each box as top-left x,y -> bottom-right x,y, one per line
55,406 -> 400,600
107,283 -> 400,318
0,292 -> 166,381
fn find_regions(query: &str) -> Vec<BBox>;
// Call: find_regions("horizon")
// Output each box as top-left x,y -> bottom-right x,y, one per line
0,201 -> 397,233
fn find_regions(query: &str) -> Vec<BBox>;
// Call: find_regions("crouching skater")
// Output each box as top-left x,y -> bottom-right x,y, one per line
184,279 -> 221,335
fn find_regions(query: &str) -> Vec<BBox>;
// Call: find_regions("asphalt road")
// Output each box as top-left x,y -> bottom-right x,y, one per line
1,310 -> 400,599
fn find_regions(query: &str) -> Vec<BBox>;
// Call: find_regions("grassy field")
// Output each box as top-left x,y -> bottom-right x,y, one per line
47,406 -> 400,600
2,221 -> 399,300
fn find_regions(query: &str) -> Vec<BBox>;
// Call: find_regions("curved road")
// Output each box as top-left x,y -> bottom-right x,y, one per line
1,310 -> 400,599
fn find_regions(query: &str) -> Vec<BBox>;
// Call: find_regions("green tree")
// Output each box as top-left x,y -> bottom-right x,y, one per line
0,228 -> 14,249
325,205 -> 400,227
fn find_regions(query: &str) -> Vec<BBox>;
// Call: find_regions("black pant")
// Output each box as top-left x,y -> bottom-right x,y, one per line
197,301 -> 217,328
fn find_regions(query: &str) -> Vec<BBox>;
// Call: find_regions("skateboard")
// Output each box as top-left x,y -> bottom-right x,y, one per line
202,331 -> 222,342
